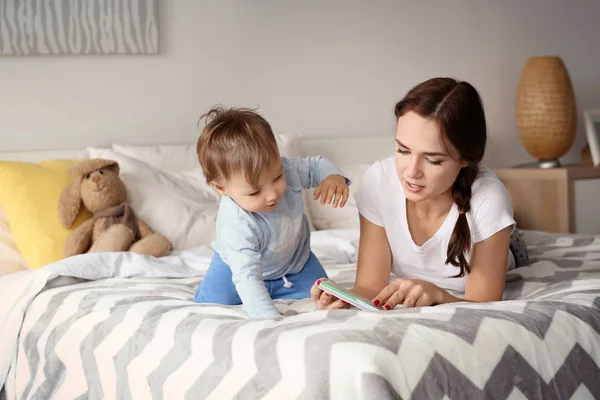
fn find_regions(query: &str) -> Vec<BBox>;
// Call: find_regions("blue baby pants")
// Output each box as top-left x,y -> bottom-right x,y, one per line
194,251 -> 327,305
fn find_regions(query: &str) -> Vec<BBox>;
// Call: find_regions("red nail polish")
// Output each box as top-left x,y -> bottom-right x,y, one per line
384,305 -> 391,310
373,299 -> 380,306
317,280 -> 322,285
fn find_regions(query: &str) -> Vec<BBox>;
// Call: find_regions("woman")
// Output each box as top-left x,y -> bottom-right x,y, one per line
312,77 -> 529,310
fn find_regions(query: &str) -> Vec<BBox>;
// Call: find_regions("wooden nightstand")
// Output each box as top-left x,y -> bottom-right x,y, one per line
493,165 -> 600,234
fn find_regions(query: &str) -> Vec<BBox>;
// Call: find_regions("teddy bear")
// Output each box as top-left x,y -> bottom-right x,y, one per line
58,158 -> 172,258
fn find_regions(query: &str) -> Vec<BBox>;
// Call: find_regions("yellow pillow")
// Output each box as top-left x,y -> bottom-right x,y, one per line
0,159 -> 92,269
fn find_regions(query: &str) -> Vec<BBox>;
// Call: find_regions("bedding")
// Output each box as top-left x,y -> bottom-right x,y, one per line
1,229 -> 599,399
90,132 -> 318,245
109,133 -> 316,228
85,148 -> 221,250
0,160 -> 93,269
111,132 -> 302,173
0,132 -> 348,275
306,163 -> 371,230
0,209 -> 27,275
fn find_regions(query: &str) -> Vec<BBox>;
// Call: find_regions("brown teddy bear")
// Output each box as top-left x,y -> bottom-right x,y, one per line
58,158 -> 172,258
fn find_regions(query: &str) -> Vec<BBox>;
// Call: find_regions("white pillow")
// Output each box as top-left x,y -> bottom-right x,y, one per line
112,132 -> 302,172
86,148 -> 220,250
113,143 -> 200,172
275,132 -> 302,158
111,133 -> 318,231
306,163 -> 372,230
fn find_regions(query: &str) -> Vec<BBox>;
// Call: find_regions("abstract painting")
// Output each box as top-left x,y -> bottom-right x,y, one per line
0,0 -> 158,56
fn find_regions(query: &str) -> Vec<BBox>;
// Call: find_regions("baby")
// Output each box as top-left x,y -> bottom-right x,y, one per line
193,107 -> 350,318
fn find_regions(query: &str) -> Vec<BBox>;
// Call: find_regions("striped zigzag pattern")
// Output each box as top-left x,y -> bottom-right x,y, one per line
2,231 -> 600,399
6,272 -> 600,398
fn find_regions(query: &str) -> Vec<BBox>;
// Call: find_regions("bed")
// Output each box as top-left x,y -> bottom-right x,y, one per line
1,135 -> 599,400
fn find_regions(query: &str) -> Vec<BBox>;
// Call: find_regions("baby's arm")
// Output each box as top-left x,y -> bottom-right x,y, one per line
285,157 -> 350,207
285,156 -> 349,189
218,219 -> 280,318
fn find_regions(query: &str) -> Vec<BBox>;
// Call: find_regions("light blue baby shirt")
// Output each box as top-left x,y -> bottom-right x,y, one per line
212,156 -> 348,318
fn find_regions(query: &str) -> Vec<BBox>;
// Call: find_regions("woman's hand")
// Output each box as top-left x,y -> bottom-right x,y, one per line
314,174 -> 349,208
310,278 -> 350,310
373,279 -> 443,310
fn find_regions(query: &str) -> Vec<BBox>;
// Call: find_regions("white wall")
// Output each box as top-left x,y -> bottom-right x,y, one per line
1,0 -> 599,167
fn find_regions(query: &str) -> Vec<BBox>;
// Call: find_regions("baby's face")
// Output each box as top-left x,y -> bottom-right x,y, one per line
218,162 -> 287,213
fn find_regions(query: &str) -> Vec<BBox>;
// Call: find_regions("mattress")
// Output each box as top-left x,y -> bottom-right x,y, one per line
1,229 -> 599,399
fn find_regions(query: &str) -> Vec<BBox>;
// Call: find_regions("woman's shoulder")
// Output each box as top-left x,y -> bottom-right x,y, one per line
355,156 -> 401,226
470,165 -> 513,213
364,156 -> 396,180
472,166 -> 507,193
358,156 -> 399,194
468,165 -> 515,241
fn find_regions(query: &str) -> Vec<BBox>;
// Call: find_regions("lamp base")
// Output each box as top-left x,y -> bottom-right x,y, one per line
512,159 -> 562,169
538,159 -> 561,169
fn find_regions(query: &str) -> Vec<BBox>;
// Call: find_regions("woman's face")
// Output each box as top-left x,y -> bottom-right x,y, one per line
395,111 -> 466,203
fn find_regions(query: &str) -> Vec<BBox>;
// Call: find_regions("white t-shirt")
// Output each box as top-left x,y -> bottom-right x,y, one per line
356,157 -> 515,293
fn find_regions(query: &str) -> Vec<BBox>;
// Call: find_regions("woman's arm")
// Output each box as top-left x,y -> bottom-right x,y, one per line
373,225 -> 513,309
352,215 -> 393,299
312,214 -> 393,309
438,225 -> 512,304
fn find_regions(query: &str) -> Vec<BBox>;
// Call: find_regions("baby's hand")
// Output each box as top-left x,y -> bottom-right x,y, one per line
314,174 -> 349,208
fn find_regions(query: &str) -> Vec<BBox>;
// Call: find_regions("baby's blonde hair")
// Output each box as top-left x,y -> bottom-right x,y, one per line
197,106 -> 280,188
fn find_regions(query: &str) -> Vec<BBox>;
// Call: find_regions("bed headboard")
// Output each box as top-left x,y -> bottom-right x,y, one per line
0,135 -> 394,166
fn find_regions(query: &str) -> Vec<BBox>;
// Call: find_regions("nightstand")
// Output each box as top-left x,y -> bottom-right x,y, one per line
493,165 -> 600,234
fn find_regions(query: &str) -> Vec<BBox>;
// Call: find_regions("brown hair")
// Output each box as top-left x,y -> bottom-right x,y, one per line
394,77 -> 487,277
196,106 -> 280,188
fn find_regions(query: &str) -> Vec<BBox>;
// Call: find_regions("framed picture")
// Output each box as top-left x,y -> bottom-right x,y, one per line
583,109 -> 600,167
0,0 -> 158,56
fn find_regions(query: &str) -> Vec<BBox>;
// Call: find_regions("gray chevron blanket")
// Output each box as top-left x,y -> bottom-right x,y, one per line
1,230 -> 599,399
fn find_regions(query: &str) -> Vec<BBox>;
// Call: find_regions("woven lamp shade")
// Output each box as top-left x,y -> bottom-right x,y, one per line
515,56 -> 577,161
